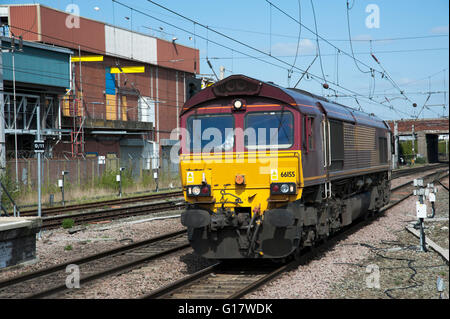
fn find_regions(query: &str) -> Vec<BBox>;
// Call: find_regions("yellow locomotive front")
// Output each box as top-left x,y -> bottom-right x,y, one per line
178,75 -> 305,259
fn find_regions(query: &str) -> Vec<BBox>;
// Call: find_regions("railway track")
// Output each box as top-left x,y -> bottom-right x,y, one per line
15,163 -> 444,219
42,198 -> 185,229
0,230 -> 189,299
382,168 -> 449,212
10,164 -> 445,230
1,168 -> 447,299
390,162 -> 448,179
20,190 -> 183,217
143,169 -> 449,299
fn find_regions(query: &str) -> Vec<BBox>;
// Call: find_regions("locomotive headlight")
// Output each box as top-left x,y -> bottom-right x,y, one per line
232,99 -> 245,111
270,182 -> 296,195
187,184 -> 211,197
280,184 -> 290,193
192,186 -> 201,196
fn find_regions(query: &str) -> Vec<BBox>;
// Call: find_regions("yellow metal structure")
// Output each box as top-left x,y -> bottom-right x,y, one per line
105,94 -> 117,120
121,96 -> 128,121
71,55 -> 104,62
180,150 -> 304,215
110,66 -> 145,74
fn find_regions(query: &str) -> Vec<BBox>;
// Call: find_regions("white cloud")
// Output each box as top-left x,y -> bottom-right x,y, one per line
431,25 -> 449,34
271,38 -> 316,56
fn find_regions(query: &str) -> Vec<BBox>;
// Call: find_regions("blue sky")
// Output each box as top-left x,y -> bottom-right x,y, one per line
4,0 -> 449,120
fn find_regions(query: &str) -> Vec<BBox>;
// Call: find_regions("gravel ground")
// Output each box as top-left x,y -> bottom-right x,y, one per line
390,168 -> 446,189
423,179 -> 449,249
1,174 -> 447,299
1,210 -> 216,299
425,221 -> 449,250
57,249 -> 215,299
0,211 -> 186,282
245,176 -> 449,299
327,230 -> 449,299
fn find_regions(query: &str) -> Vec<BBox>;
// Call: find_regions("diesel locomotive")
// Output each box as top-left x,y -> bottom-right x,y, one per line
178,74 -> 391,259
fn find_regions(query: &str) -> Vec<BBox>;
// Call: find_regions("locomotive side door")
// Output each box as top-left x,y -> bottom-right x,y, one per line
317,103 -> 331,198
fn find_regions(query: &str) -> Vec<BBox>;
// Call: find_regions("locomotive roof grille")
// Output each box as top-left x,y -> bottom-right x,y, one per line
212,77 -> 262,97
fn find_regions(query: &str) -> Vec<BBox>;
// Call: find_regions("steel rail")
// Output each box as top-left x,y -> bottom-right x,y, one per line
391,163 -> 448,179
142,169 -> 449,300
20,190 -> 183,217
0,230 -> 189,298
41,199 -> 184,229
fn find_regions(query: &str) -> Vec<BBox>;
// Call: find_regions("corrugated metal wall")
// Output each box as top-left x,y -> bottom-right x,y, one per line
40,5 -> 105,53
1,40 -> 70,88
8,5 -> 40,41
157,38 -> 199,74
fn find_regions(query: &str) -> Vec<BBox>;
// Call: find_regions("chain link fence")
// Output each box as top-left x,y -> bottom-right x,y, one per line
2,155 -> 180,208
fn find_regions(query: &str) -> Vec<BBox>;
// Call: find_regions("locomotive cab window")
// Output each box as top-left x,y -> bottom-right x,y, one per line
186,114 -> 235,152
303,115 -> 315,153
245,111 -> 294,149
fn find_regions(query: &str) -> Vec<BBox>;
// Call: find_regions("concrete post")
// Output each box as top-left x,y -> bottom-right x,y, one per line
0,47 -> 5,199
411,124 -> 415,164
446,138 -> 449,161
393,121 -> 398,169
417,131 -> 428,163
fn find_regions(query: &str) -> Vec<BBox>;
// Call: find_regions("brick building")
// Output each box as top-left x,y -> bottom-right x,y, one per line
387,118 -> 449,163
1,4 -> 200,169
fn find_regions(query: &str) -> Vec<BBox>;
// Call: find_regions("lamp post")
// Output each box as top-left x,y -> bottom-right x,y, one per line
153,168 -> 159,192
59,171 -> 69,206
117,167 -> 125,197
8,34 -> 23,186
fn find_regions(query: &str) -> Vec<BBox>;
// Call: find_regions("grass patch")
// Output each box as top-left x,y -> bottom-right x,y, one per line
64,245 -> 73,251
62,218 -> 75,229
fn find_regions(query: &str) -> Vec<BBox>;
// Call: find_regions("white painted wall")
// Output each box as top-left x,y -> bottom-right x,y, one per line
105,25 -> 157,64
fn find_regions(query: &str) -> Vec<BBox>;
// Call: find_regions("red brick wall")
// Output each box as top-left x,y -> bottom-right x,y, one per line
387,119 -> 449,133
74,51 -> 106,119
157,67 -> 184,140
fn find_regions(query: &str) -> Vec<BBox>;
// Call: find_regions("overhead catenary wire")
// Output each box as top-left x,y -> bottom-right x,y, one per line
206,47 -> 449,60
264,0 -> 418,106
201,25 -> 449,43
310,0 -> 327,85
6,3 -> 436,119
287,0 -> 302,86
346,0 -> 371,74
142,0 -> 411,117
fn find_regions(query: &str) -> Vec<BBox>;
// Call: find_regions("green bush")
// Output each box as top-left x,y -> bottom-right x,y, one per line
98,169 -> 117,190
141,170 -> 155,188
415,157 -> 426,164
438,141 -> 448,154
0,169 -> 20,210
399,140 -> 418,156
98,168 -> 133,190
62,218 -> 75,229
